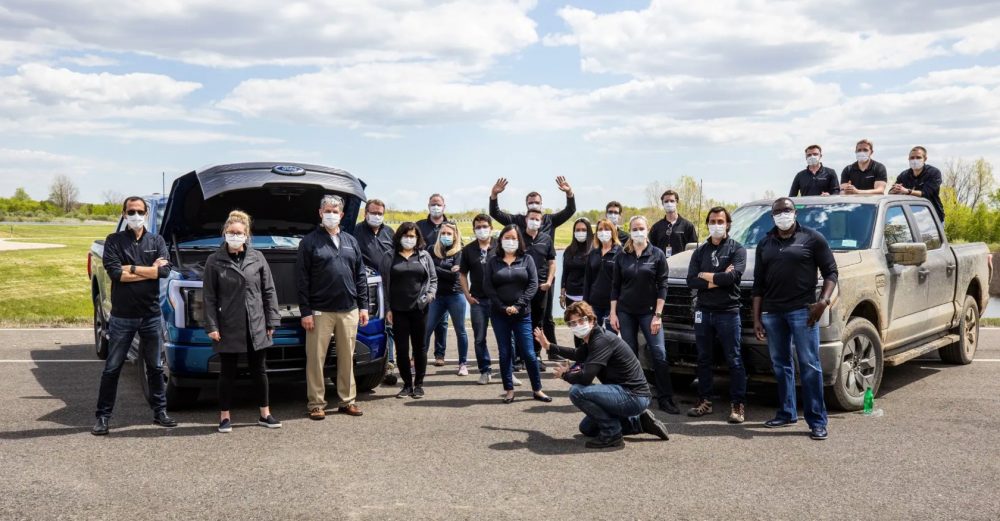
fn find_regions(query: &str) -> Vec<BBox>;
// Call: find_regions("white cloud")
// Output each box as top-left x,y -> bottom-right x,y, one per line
60,54 -> 120,67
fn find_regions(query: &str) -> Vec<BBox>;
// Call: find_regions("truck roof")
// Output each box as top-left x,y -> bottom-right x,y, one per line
743,194 -> 921,206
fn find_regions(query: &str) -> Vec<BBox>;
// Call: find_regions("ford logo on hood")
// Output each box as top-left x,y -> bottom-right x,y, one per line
272,165 -> 306,176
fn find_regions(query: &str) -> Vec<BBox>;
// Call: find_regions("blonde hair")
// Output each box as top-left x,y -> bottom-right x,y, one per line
593,218 -> 620,248
433,221 -> 462,258
623,215 -> 648,254
223,210 -> 252,237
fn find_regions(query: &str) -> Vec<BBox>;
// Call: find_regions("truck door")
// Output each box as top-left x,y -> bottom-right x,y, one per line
881,205 -> 928,346
908,204 -> 956,334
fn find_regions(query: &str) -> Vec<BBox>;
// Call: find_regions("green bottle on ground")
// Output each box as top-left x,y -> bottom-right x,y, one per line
863,388 -> 874,415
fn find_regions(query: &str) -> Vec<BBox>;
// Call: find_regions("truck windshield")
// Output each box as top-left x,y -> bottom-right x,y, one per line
730,203 -> 877,251
177,236 -> 302,249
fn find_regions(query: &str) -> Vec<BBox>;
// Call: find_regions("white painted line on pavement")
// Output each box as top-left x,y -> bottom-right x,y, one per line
0,328 -> 91,331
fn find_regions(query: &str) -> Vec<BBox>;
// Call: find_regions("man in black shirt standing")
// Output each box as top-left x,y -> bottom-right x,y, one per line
752,197 -> 838,441
790,144 -> 839,197
354,198 -> 394,270
685,207 -> 748,424
604,201 -> 630,243
649,189 -> 698,258
416,193 -> 450,365
522,208 -> 557,363
535,301 -> 670,450
840,139 -> 887,195
93,196 -> 177,435
460,214 -> 497,385
890,146 -> 945,221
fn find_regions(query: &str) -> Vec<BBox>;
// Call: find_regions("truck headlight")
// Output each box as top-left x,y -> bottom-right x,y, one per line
367,284 -> 380,317
181,287 -> 204,328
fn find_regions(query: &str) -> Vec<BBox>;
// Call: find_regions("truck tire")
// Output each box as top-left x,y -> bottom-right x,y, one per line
136,349 -> 199,410
940,295 -> 979,365
827,318 -> 884,411
92,295 -> 110,360
355,357 -> 388,393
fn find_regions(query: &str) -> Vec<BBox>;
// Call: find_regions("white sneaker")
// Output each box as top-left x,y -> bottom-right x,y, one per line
457,364 -> 469,376
512,375 -> 523,387
478,372 -> 492,385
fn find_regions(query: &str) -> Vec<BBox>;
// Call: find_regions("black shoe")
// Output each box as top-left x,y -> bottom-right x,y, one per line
658,397 -> 680,415
153,411 -> 177,428
218,418 -> 232,433
809,426 -> 828,440
92,417 -> 109,436
396,386 -> 413,399
638,410 -> 669,440
258,415 -> 282,429
585,435 -> 625,450
533,392 -> 552,403
764,417 -> 797,428
412,386 -> 425,399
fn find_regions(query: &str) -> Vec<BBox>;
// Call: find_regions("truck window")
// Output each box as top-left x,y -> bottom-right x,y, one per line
730,203 -> 876,250
909,205 -> 942,250
883,206 -> 914,247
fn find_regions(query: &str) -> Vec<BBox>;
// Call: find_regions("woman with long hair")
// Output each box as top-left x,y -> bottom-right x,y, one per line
584,218 -> 622,332
560,217 -> 592,310
425,221 -> 471,375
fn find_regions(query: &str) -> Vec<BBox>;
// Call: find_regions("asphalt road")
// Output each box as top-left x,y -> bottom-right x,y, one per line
1,327 -> 998,521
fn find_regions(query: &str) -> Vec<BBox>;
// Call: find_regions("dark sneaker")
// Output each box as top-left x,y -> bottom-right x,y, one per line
585,435 -> 625,450
687,399 -> 713,417
92,417 -> 109,436
658,397 -> 680,415
728,403 -> 745,424
258,415 -> 282,429
638,410 -> 669,440
397,386 -> 413,399
153,411 -> 178,428
810,426 -> 828,440
764,417 -> 797,428
412,386 -> 425,399
218,418 -> 232,433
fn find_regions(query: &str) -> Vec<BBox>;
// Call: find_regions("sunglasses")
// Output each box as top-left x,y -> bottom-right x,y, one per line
126,210 -> 146,216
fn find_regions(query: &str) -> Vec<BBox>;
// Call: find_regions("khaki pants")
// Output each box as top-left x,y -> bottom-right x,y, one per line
305,309 -> 358,410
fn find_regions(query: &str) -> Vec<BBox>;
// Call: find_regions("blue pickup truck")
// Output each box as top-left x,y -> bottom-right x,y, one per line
88,163 -> 388,409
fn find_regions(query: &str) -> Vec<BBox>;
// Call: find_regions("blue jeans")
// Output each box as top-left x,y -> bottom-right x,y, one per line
469,301 -> 493,374
592,306 -> 616,333
695,309 -> 747,404
617,312 -> 674,400
96,315 -> 167,418
762,307 -> 827,428
431,310 -> 450,358
425,293 -> 468,364
570,384 -> 651,439
491,310 -> 542,392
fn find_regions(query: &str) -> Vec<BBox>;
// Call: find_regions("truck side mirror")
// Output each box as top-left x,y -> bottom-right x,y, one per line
685,242 -> 698,251
889,242 -> 927,266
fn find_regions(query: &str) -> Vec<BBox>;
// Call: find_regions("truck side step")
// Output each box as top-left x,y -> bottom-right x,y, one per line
884,334 -> 960,367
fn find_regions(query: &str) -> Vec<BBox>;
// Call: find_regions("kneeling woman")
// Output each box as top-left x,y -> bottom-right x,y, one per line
484,225 -> 551,404
203,210 -> 282,433
534,301 -> 669,449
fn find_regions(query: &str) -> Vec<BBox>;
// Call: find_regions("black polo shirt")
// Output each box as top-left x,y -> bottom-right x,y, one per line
416,215 -> 448,248
611,245 -> 668,315
459,239 -> 496,300
523,230 -> 556,284
483,254 -> 538,316
489,195 -> 576,240
789,166 -> 840,196
549,326 -> 651,396
353,223 -> 394,269
102,228 -> 171,319
584,244 -> 621,308
840,160 -> 887,191
295,226 -> 369,316
686,237 -> 746,312
752,224 -> 838,313
649,215 -> 698,257
896,165 -> 945,221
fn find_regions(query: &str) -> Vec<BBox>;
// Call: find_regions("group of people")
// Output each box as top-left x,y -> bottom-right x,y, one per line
100,139 -> 944,446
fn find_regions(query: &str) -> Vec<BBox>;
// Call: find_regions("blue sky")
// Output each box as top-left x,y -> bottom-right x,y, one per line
1,0 -> 999,212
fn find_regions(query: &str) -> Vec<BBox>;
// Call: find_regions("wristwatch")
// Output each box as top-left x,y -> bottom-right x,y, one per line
654,312 -> 663,318
130,265 -> 136,274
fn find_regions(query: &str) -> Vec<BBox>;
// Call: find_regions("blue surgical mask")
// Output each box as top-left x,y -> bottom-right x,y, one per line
440,235 -> 454,247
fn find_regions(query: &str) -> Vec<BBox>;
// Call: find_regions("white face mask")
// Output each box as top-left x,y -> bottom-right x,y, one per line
125,214 -> 145,231
322,212 -> 341,229
474,227 -> 491,241
526,203 -> 542,212
806,154 -> 821,166
225,233 -> 246,249
526,219 -> 542,231
856,151 -> 870,162
662,202 -> 677,213
570,321 -> 592,339
366,214 -> 383,227
400,237 -> 417,250
501,239 -> 518,253
607,213 -> 621,225
909,158 -> 924,170
630,230 -> 648,243
773,212 -> 796,231
574,231 -> 588,242
428,205 -> 444,217
596,230 -> 613,243
708,224 -> 727,240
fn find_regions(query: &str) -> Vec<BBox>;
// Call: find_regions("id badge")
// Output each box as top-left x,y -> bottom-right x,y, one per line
694,311 -> 702,324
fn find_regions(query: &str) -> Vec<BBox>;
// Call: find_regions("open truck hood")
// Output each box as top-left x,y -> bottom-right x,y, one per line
160,162 -> 367,245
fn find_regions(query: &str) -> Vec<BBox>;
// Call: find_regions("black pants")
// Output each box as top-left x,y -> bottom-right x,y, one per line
393,307 -> 428,387
543,287 -> 557,357
530,289 -> 556,358
218,340 -> 269,412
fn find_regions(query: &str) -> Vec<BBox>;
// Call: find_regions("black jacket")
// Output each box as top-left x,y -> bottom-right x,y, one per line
583,244 -> 620,308
612,244 -> 668,315
416,215 -> 448,248
790,166 -> 840,196
353,223 -> 395,269
202,245 -> 281,354
484,254 -> 538,317
489,195 -> 576,240
649,216 -> 698,256
752,224 -> 838,313
896,165 -> 945,221
561,247 -> 589,297
549,326 -> 651,396
295,226 -> 369,316
102,228 -> 170,319
686,237 -> 746,312
379,249 -> 438,312
431,248 -> 463,296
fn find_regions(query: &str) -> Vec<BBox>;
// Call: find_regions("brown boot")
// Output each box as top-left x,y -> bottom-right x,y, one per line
728,403 -> 745,424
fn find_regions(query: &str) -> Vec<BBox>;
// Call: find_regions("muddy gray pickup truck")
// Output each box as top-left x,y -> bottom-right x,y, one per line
662,195 -> 993,410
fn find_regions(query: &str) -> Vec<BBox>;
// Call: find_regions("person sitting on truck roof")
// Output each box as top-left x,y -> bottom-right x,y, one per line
92,196 -> 177,436
890,146 -> 945,221
840,139 -> 888,195
202,210 -> 282,433
790,144 -> 840,197
533,301 -> 670,450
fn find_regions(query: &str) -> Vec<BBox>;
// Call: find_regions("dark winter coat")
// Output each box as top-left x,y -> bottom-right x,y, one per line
202,244 -> 281,354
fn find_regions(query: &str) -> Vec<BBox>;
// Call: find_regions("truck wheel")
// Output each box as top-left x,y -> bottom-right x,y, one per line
92,295 -> 109,360
940,295 -> 979,365
355,358 -> 388,393
136,349 -> 199,410
827,318 -> 884,411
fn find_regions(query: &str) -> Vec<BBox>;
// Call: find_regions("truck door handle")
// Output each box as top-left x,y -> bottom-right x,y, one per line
918,267 -> 930,280
946,263 -> 955,275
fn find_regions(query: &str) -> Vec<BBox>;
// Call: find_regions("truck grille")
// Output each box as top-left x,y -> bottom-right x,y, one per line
664,284 -> 755,327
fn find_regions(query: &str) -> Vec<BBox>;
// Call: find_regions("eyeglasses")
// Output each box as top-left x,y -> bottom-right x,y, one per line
771,208 -> 794,216
566,318 -> 589,328
126,210 -> 146,216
